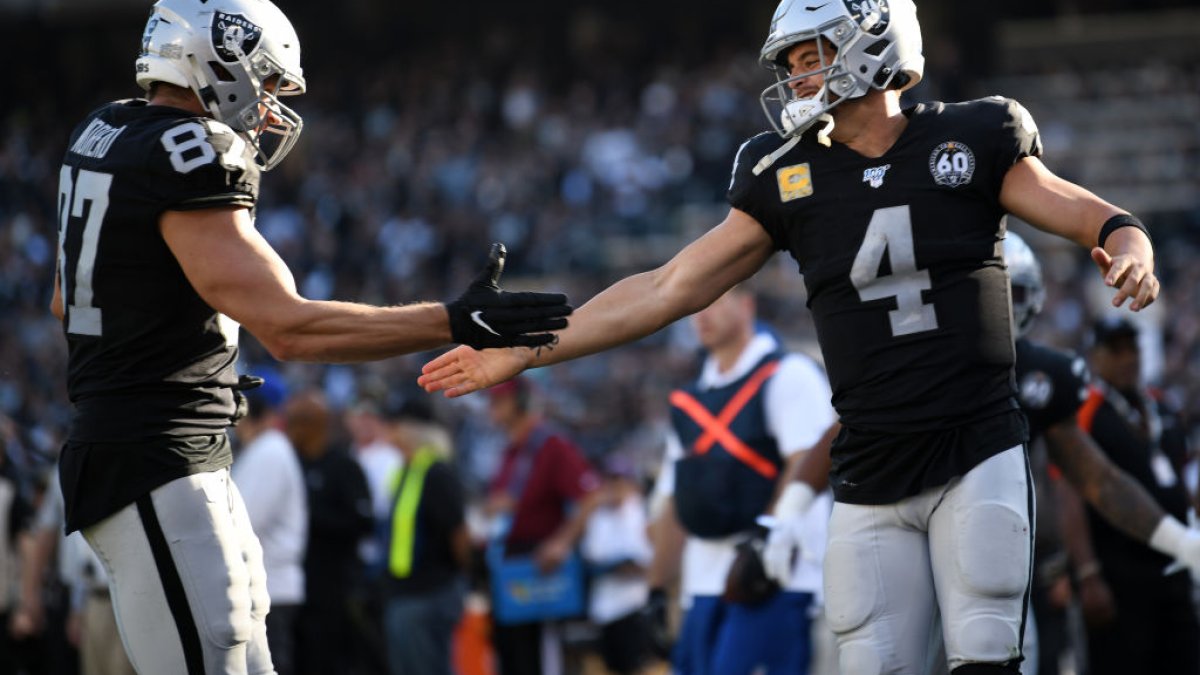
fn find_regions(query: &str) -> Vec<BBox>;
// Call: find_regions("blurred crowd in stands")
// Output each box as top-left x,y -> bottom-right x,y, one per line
0,3 -> 1198,673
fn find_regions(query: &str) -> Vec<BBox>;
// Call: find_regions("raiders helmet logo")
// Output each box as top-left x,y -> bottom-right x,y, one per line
929,141 -> 976,187
212,11 -> 264,63
141,16 -> 160,57
842,0 -> 890,36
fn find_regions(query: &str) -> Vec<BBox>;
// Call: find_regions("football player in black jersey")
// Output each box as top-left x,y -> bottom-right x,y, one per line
753,233 -> 1200,675
51,1 -> 570,673
419,2 -> 1159,673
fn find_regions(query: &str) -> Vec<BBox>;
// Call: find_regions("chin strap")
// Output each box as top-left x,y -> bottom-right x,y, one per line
752,135 -> 801,176
752,113 -> 835,176
814,113 -> 835,148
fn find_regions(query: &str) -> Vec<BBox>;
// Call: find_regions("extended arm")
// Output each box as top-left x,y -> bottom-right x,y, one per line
530,208 -> 775,366
1044,420 -> 1164,542
420,208 -> 776,395
161,209 -> 569,361
1000,157 -> 1158,311
1048,418 -> 1200,577
161,207 -> 451,361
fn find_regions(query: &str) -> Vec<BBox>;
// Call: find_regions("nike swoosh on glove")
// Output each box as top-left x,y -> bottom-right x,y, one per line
445,243 -> 573,349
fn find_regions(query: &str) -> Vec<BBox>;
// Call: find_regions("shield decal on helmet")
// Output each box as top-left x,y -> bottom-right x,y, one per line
841,0 -> 891,35
212,11 -> 263,62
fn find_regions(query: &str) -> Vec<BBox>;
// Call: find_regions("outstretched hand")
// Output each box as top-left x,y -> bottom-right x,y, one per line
1091,247 -> 1159,312
445,243 -> 572,349
418,344 -> 531,398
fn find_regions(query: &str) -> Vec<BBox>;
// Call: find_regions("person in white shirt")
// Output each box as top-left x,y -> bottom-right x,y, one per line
581,453 -> 656,675
233,380 -> 308,675
648,286 -> 836,675
344,397 -> 403,575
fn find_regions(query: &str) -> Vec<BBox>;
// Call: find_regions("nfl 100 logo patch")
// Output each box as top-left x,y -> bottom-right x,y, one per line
862,164 -> 891,188
929,141 -> 976,187
776,163 -> 813,202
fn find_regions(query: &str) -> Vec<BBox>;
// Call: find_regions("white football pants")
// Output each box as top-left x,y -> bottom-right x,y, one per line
83,469 -> 275,675
823,445 -> 1033,674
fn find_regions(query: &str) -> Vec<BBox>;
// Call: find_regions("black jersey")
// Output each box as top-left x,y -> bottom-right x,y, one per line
56,100 -> 259,442
55,100 -> 259,531
1079,385 -> 1191,575
1015,338 -> 1089,441
728,97 -> 1040,503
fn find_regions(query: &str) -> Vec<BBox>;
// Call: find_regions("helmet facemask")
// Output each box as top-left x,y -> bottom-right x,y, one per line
759,33 -> 852,140
206,46 -> 305,172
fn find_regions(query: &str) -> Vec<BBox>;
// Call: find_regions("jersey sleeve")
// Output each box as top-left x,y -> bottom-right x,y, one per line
726,133 -> 787,250
1021,346 -> 1089,431
147,119 -> 260,212
1043,351 -> 1089,427
988,97 -> 1043,194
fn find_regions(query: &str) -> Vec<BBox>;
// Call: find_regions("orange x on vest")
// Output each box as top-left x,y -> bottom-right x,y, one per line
669,360 -> 781,479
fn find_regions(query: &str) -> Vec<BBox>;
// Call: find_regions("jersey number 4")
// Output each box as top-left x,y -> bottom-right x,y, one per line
57,166 -> 112,337
849,205 -> 938,337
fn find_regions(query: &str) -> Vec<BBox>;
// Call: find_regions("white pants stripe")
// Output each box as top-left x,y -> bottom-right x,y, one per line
84,469 -> 275,675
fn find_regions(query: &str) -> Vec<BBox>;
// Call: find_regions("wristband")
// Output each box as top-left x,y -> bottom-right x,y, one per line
1148,515 -> 1187,557
771,482 -> 816,519
1097,214 -> 1150,249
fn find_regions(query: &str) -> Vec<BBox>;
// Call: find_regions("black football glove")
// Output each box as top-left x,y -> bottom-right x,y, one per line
639,587 -> 674,659
722,527 -> 781,606
229,375 -> 265,425
445,243 -> 572,349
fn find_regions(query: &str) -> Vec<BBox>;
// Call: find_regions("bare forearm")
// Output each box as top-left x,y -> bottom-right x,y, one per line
769,422 -> 838,510
647,499 -> 687,589
550,493 -> 601,547
1047,423 -> 1165,542
530,211 -> 773,368
1001,157 -> 1123,249
256,300 -> 451,362
1071,463 -> 1164,542
529,270 -> 698,368
1057,479 -> 1100,571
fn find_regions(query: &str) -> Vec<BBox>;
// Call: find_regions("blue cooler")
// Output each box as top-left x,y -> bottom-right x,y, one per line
487,542 -> 586,625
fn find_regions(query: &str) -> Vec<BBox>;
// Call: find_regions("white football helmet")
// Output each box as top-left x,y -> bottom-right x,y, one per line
759,0 -> 924,138
136,0 -> 306,171
1003,232 -> 1046,338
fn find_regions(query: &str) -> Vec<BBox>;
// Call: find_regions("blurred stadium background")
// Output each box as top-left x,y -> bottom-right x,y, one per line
1,0 -> 1198,489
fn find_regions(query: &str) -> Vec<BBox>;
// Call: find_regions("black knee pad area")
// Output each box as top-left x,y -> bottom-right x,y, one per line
952,662 -> 1021,675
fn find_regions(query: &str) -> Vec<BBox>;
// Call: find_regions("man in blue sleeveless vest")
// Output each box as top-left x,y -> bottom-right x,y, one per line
649,286 -> 836,675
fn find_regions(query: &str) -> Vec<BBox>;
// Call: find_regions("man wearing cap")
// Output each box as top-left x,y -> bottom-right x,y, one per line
380,398 -> 468,675
485,377 -> 599,675
1065,317 -> 1199,675
232,376 -> 307,675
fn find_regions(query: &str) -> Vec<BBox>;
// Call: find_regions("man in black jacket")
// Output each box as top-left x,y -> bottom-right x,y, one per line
287,391 -> 377,675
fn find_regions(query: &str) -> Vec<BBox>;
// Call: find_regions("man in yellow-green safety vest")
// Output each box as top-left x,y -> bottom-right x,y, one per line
381,397 -> 469,675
